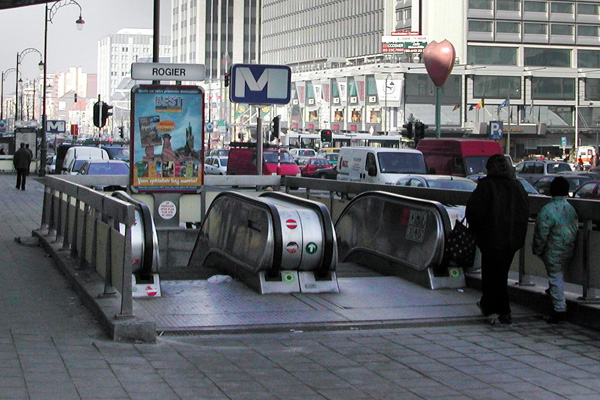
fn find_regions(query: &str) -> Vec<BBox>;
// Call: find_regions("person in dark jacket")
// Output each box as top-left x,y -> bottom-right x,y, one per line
466,154 -> 530,325
13,142 -> 32,191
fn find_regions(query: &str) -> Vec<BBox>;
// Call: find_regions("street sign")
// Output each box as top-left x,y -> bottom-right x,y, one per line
206,122 -> 214,132
131,63 -> 206,81
489,121 -> 503,140
46,120 -> 66,134
0,120 -> 6,134
230,64 -> 291,105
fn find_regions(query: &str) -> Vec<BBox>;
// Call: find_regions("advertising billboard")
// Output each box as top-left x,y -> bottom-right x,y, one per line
131,85 -> 205,193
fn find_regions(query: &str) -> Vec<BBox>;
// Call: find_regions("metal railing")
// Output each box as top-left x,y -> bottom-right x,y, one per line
40,176 -> 136,317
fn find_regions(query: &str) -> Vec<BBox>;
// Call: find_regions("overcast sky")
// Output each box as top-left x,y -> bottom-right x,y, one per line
0,0 -> 172,92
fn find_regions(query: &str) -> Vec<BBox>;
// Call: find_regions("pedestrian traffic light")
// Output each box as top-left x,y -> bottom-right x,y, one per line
320,129 -> 332,143
101,103 -> 113,127
93,101 -> 102,128
403,122 -> 413,139
224,73 -> 230,87
271,115 -> 281,139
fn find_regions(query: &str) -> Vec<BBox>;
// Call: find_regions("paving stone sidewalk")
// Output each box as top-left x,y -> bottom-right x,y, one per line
0,174 -> 597,399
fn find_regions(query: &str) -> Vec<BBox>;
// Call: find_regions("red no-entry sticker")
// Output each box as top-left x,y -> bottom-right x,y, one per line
286,219 -> 298,229
286,242 -> 299,253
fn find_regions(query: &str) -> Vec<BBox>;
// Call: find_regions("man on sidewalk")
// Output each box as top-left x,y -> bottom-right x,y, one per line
13,142 -> 31,190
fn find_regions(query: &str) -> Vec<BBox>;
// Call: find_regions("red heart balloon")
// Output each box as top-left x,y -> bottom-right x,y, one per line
423,40 -> 456,87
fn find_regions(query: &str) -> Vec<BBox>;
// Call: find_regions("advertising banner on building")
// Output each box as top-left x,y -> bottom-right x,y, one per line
381,35 -> 428,53
131,85 -> 204,193
376,78 -> 403,104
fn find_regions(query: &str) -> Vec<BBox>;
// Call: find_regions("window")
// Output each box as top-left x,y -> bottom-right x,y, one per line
531,77 -> 575,100
551,24 -> 574,35
524,23 -> 547,34
497,22 -> 520,33
579,3 -> 599,15
524,1 -> 546,12
497,0 -> 520,11
469,20 -> 493,32
467,46 -> 517,65
524,48 -> 571,67
468,0 -> 492,9
579,25 -> 599,37
473,76 -> 521,99
551,2 -> 574,14
585,78 -> 600,100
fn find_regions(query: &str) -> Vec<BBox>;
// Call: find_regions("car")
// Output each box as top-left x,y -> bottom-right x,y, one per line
313,167 -> 338,179
322,152 -> 339,167
396,175 -> 477,191
77,159 -> 130,175
45,155 -> 57,174
289,148 -> 317,162
573,180 -> 600,200
515,160 -> 572,184
299,157 -> 334,177
467,174 -> 539,194
204,156 -> 228,175
101,145 -> 130,162
208,148 -> 229,157
533,174 -> 593,196
226,144 -> 300,176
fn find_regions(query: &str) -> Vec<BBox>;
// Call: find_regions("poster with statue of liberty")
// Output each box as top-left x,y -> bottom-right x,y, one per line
131,85 -> 204,193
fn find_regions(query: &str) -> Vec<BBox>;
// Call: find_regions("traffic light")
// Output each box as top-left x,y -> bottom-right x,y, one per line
101,103 -> 113,127
271,115 -> 281,139
224,73 -> 230,87
74,93 -> 77,103
320,129 -> 332,143
118,126 -> 124,138
403,122 -> 413,139
93,101 -> 102,128
414,121 -> 428,142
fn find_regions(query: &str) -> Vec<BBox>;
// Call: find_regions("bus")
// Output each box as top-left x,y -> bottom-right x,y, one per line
282,131 -> 410,150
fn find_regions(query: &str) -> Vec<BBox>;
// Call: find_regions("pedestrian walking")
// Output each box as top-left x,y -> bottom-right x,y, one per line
13,142 -> 31,191
532,176 -> 578,324
466,154 -> 530,325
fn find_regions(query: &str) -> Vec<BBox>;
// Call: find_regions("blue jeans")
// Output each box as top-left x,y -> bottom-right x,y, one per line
547,269 -> 566,312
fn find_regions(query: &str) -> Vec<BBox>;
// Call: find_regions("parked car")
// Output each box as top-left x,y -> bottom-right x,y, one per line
299,157 -> 334,177
289,148 -> 317,162
45,155 -> 57,174
313,167 -> 338,179
77,159 -> 130,176
396,175 -> 477,191
515,160 -> 572,184
226,144 -> 300,177
322,152 -> 339,167
61,146 -> 109,174
533,174 -> 592,196
573,180 -> 600,200
204,156 -> 228,175
467,174 -> 540,194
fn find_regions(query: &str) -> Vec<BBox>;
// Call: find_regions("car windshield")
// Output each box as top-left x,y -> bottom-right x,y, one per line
377,152 -> 427,174
464,156 -> 491,175
518,178 -> 539,194
87,162 -> 130,175
72,159 -> 87,172
298,150 -> 316,157
547,163 -> 572,174
427,179 -> 477,191
264,151 -> 294,163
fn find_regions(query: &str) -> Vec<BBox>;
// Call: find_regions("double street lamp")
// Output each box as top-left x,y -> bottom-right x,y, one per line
1,68 -> 20,121
15,48 -> 44,123
39,0 -> 84,176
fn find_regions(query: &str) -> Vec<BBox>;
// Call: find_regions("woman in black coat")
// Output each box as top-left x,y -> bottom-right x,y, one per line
466,154 -> 529,325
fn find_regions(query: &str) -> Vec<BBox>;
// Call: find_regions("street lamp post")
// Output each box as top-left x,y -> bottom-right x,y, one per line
1,68 -> 19,121
15,48 -> 43,124
39,0 -> 84,177
384,73 -> 393,135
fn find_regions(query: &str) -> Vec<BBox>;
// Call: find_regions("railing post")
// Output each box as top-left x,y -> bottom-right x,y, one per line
69,197 -> 80,259
579,219 -> 600,302
61,193 -> 71,250
53,191 -> 64,243
517,224 -> 535,286
116,207 -> 134,319
100,215 -> 117,297
77,203 -> 89,270
40,185 -> 50,231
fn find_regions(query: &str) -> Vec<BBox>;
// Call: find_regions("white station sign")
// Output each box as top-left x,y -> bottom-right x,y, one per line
131,63 -> 206,81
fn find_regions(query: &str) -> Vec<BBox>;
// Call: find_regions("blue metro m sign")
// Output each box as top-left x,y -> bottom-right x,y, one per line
230,64 -> 291,105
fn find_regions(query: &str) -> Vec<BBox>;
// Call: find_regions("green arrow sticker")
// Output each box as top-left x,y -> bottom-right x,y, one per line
306,242 -> 318,254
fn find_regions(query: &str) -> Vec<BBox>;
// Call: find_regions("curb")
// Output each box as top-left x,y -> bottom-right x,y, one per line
31,229 -> 156,343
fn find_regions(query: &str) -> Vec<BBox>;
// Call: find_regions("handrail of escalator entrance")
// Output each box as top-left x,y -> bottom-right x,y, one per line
198,191 -> 284,278
259,191 -> 336,278
111,190 -> 155,281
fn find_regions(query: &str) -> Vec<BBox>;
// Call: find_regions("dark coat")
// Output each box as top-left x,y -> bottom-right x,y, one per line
466,175 -> 530,253
13,147 -> 31,170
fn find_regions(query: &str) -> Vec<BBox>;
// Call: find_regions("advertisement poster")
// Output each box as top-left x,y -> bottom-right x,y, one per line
131,85 -> 204,192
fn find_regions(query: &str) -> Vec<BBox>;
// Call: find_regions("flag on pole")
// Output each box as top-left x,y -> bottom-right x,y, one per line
475,99 -> 485,110
468,104 -> 475,111
452,104 -> 460,111
498,97 -> 509,111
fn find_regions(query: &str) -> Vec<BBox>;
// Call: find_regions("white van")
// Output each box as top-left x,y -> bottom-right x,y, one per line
336,147 -> 428,185
62,146 -> 110,174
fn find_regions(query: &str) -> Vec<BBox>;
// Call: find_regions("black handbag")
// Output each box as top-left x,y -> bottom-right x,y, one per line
445,218 -> 476,269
